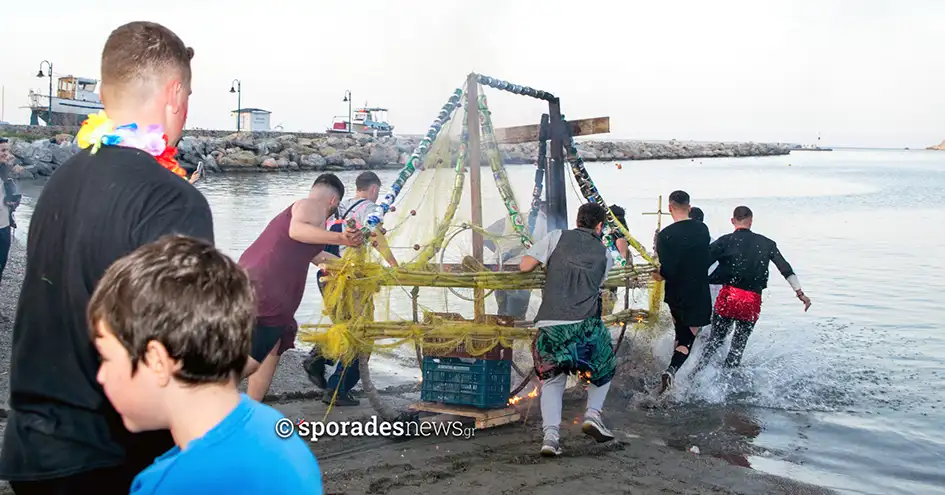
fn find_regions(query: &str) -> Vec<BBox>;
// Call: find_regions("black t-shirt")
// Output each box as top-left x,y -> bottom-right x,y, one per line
0,147 -> 214,482
708,228 -> 795,294
656,219 -> 712,326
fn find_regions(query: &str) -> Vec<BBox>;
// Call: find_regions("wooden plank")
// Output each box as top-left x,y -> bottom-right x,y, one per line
409,401 -> 521,422
547,100 -> 567,231
466,73 -> 485,322
494,116 -> 610,144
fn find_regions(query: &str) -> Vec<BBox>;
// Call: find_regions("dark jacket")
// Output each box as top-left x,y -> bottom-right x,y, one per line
708,228 -> 795,294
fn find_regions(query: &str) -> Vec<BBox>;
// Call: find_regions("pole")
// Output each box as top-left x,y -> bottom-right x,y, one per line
47,63 -> 53,126
546,98 -> 567,230
466,73 -> 485,322
348,91 -> 352,134
237,82 -> 241,132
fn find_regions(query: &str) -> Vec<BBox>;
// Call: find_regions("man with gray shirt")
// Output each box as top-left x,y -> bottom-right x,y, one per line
520,203 -> 615,456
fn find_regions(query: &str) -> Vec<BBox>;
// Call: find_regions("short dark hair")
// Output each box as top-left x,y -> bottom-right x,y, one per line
576,202 -> 608,229
0,138 -> 8,144
668,190 -> 690,206
101,22 -> 194,103
689,206 -> 704,222
88,235 -> 255,385
610,204 -> 627,227
733,206 -> 753,221
355,172 -> 381,191
312,173 -> 345,198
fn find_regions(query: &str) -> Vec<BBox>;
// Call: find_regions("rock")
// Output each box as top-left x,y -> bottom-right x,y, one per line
299,154 -> 327,170
53,133 -> 74,145
367,145 -> 400,167
326,137 -> 344,148
343,158 -> 367,169
218,150 -> 259,168
261,158 -> 279,168
325,152 -> 345,167
49,144 -> 72,165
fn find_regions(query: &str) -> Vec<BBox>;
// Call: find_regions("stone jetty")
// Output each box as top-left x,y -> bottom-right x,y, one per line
0,125 -> 792,180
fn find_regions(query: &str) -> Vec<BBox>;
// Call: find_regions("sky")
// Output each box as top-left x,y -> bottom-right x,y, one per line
1,0 -> 943,148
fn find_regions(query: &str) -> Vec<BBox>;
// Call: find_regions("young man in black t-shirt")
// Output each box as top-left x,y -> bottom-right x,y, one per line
0,22 -> 211,495
653,190 -> 711,394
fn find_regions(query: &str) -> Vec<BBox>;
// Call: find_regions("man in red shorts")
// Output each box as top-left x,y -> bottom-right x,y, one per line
239,173 -> 363,401
696,206 -> 812,371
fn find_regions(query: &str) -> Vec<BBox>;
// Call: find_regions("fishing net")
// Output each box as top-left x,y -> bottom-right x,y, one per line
301,77 -> 664,368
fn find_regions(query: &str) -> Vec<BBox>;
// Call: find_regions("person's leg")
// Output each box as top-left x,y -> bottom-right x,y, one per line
0,226 -> 10,283
539,372 -> 567,455
724,319 -> 757,368
694,312 -> 734,374
247,342 -> 280,401
661,307 -> 700,393
243,323 -> 282,380
323,359 -> 361,406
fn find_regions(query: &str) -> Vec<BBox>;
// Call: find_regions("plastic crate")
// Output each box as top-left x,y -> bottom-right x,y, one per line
420,356 -> 511,409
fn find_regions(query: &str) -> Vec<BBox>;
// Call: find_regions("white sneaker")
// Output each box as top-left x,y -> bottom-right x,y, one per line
540,435 -> 562,457
582,415 -> 615,443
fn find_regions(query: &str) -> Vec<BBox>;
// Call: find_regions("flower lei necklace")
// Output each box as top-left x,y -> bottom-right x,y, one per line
76,111 -> 187,178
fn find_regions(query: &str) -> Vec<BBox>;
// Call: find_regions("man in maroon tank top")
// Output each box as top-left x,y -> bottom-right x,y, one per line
239,173 -> 363,400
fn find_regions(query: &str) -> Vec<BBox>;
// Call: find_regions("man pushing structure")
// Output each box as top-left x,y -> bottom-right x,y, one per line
520,203 -> 616,456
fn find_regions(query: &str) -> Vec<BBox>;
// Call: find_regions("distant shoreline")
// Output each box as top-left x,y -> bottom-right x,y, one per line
0,124 -> 792,180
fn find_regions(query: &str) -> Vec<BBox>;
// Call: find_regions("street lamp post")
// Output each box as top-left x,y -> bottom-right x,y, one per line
36,61 -> 53,126
342,90 -> 352,133
230,79 -> 242,132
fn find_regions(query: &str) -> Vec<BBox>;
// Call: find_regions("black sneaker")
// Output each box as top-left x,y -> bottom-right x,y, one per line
322,392 -> 360,407
304,356 -> 327,389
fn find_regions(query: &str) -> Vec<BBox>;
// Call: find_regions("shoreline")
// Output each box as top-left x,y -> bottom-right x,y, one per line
0,124 -> 792,180
0,242 -> 832,494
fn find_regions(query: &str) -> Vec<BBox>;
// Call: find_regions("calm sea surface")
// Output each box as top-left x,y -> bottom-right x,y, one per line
14,149 -> 945,494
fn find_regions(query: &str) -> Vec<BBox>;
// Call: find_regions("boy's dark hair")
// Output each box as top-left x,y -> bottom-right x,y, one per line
576,203 -> 608,230
668,190 -> 690,206
101,22 -> 194,103
733,205 -> 753,221
88,235 -> 255,385
610,204 -> 627,227
355,172 -> 381,191
312,173 -> 345,198
689,206 -> 705,222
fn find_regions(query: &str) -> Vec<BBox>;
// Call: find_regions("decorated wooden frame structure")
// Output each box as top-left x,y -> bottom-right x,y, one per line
313,73 -> 664,423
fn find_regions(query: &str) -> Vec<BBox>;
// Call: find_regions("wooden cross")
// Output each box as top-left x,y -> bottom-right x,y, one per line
641,195 -> 671,230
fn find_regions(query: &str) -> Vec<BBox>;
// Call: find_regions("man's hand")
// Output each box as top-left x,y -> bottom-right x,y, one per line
341,227 -> 364,247
652,270 -> 664,282
797,291 -> 811,312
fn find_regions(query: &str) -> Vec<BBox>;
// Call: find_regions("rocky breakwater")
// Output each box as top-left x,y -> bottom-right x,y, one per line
0,128 -> 791,180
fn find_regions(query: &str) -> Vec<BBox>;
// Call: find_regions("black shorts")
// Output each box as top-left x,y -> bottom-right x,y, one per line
250,324 -> 287,363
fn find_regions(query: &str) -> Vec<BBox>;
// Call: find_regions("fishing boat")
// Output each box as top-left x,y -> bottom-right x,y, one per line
326,106 -> 394,137
25,75 -> 104,126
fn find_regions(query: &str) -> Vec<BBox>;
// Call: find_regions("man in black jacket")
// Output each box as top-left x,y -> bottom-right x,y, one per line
653,190 -> 712,394
696,206 -> 811,371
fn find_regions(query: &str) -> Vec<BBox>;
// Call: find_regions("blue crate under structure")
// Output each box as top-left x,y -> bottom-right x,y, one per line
420,356 -> 512,409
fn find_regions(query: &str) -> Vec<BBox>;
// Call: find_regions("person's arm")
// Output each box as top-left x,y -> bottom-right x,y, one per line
616,237 -> 629,261
289,199 -> 361,247
654,230 -> 677,281
601,250 -> 614,288
133,191 -> 215,246
708,236 -> 725,265
312,251 -> 339,265
770,242 -> 811,311
520,230 -> 561,273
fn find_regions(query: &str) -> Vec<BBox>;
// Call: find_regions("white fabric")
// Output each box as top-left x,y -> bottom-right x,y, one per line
786,274 -> 803,292
540,373 -> 567,435
586,381 -> 611,418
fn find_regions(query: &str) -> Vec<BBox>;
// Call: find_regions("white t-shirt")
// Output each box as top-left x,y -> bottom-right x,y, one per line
328,196 -> 384,256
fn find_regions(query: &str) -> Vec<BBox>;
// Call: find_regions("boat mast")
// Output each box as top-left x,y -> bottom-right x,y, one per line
466,72 -> 485,322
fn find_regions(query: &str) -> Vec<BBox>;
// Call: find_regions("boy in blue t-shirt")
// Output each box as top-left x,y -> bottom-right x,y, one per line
87,235 -> 323,494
